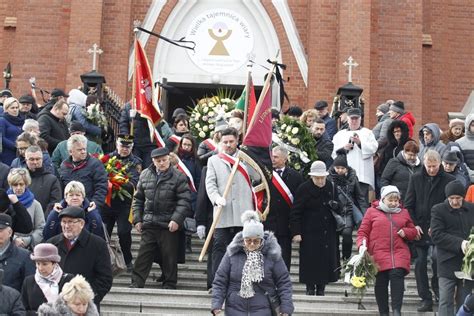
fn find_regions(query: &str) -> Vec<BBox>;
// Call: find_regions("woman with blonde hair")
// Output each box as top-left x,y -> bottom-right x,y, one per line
0,97 -> 25,164
43,181 -> 104,240
7,168 -> 44,249
37,275 -> 99,316
300,109 -> 318,128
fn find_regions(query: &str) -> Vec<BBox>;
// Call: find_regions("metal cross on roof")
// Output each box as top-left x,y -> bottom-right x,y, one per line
342,56 -> 358,83
88,43 -> 103,71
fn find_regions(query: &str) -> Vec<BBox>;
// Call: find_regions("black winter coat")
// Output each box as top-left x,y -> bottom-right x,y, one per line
195,166 -> 213,227
290,180 -> 340,284
0,284 -> 25,316
37,112 -> 69,154
265,167 -> 304,237
328,166 -> 368,217
46,229 -> 113,305
379,120 -> 410,172
59,155 -> 108,209
315,135 -> 334,168
405,167 -> 456,246
132,165 -> 192,229
431,200 -> 474,279
5,201 -> 34,234
21,273 -> 74,315
0,242 -> 35,291
0,161 -> 9,190
380,151 -> 422,203
29,167 -> 62,215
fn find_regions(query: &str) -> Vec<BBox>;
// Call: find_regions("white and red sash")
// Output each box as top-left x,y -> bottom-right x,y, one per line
203,138 -> 217,152
272,170 -> 294,207
153,129 -> 196,192
169,134 -> 181,145
217,152 -> 258,209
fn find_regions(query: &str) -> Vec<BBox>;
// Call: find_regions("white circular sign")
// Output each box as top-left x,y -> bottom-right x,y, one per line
186,9 -> 254,74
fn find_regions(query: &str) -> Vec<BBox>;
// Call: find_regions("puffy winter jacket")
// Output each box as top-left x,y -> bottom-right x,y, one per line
132,165 -> 192,229
418,123 -> 446,159
356,201 -> 417,273
212,231 -> 294,316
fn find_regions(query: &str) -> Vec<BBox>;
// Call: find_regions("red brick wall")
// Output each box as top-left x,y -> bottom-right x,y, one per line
0,0 -> 472,131
423,0 -> 474,130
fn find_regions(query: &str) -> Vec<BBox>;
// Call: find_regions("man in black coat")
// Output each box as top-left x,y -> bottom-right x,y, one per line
47,206 -> 112,307
131,147 -> 191,289
0,189 -> 33,234
0,269 -> 26,316
311,118 -> 334,168
38,99 -> 70,154
102,134 -> 142,271
59,134 -> 108,209
265,146 -> 304,271
405,149 -> 456,312
25,146 -> 62,215
0,214 -> 35,292
431,180 -> 474,315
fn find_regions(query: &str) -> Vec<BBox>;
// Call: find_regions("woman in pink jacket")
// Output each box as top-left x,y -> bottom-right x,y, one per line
357,185 -> 418,316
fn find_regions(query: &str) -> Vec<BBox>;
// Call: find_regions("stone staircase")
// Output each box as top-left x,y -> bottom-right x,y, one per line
101,231 -> 437,315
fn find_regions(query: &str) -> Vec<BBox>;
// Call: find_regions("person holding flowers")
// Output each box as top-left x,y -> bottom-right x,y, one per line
356,185 -> 418,316
431,180 -> 474,315
101,134 -> 142,271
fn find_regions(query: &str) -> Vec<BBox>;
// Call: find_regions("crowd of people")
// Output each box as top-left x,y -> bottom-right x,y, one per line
0,86 -> 473,316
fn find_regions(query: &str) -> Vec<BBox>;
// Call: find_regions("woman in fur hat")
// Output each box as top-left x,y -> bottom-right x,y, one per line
22,243 -> 74,314
211,211 -> 294,316
440,118 -> 465,144
37,275 -> 99,316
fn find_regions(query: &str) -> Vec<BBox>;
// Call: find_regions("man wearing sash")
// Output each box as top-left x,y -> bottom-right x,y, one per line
205,127 -> 255,281
266,146 -> 304,271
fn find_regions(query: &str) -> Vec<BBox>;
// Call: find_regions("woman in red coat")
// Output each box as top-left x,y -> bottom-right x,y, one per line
357,185 -> 418,316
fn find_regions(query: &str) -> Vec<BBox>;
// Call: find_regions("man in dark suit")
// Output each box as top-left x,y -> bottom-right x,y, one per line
264,146 -> 304,271
47,206 -> 112,308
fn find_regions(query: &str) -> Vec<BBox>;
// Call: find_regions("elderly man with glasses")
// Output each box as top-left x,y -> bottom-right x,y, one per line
46,206 -> 112,309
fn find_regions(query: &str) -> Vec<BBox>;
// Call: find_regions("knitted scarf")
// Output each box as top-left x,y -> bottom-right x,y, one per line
377,200 -> 401,214
7,188 -> 34,208
239,241 -> 264,298
34,263 -> 64,303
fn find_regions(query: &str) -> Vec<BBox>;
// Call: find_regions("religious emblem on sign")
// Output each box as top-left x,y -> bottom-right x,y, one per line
208,22 -> 232,56
186,9 -> 254,74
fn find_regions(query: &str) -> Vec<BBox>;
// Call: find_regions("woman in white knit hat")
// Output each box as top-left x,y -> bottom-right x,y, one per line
356,185 -> 418,316
211,210 -> 294,316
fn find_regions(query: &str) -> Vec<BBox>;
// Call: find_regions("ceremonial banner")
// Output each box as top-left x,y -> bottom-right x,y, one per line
133,39 -> 162,125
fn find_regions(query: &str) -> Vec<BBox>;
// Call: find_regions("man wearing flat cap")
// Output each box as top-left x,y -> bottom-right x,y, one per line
46,206 -> 112,307
314,100 -> 337,140
102,134 -> 142,271
0,213 -> 35,292
431,180 -> 474,315
442,150 -> 470,189
332,107 -> 378,201
131,147 -> 191,289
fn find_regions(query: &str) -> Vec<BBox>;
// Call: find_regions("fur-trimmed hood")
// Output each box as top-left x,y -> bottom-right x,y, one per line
226,231 -> 282,262
38,297 -> 99,316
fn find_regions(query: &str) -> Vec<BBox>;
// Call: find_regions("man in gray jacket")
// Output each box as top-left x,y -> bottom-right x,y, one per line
205,127 -> 256,281
131,147 -> 191,289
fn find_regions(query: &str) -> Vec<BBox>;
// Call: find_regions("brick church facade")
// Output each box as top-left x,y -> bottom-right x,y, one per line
1,0 -> 473,129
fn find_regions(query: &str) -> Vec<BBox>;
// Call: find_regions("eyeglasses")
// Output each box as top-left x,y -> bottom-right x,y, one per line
244,238 -> 262,245
10,169 -> 28,175
17,147 -> 29,151
61,219 -> 82,225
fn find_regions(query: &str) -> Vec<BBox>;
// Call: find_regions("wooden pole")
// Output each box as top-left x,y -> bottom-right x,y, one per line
130,30 -> 139,136
198,158 -> 240,262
